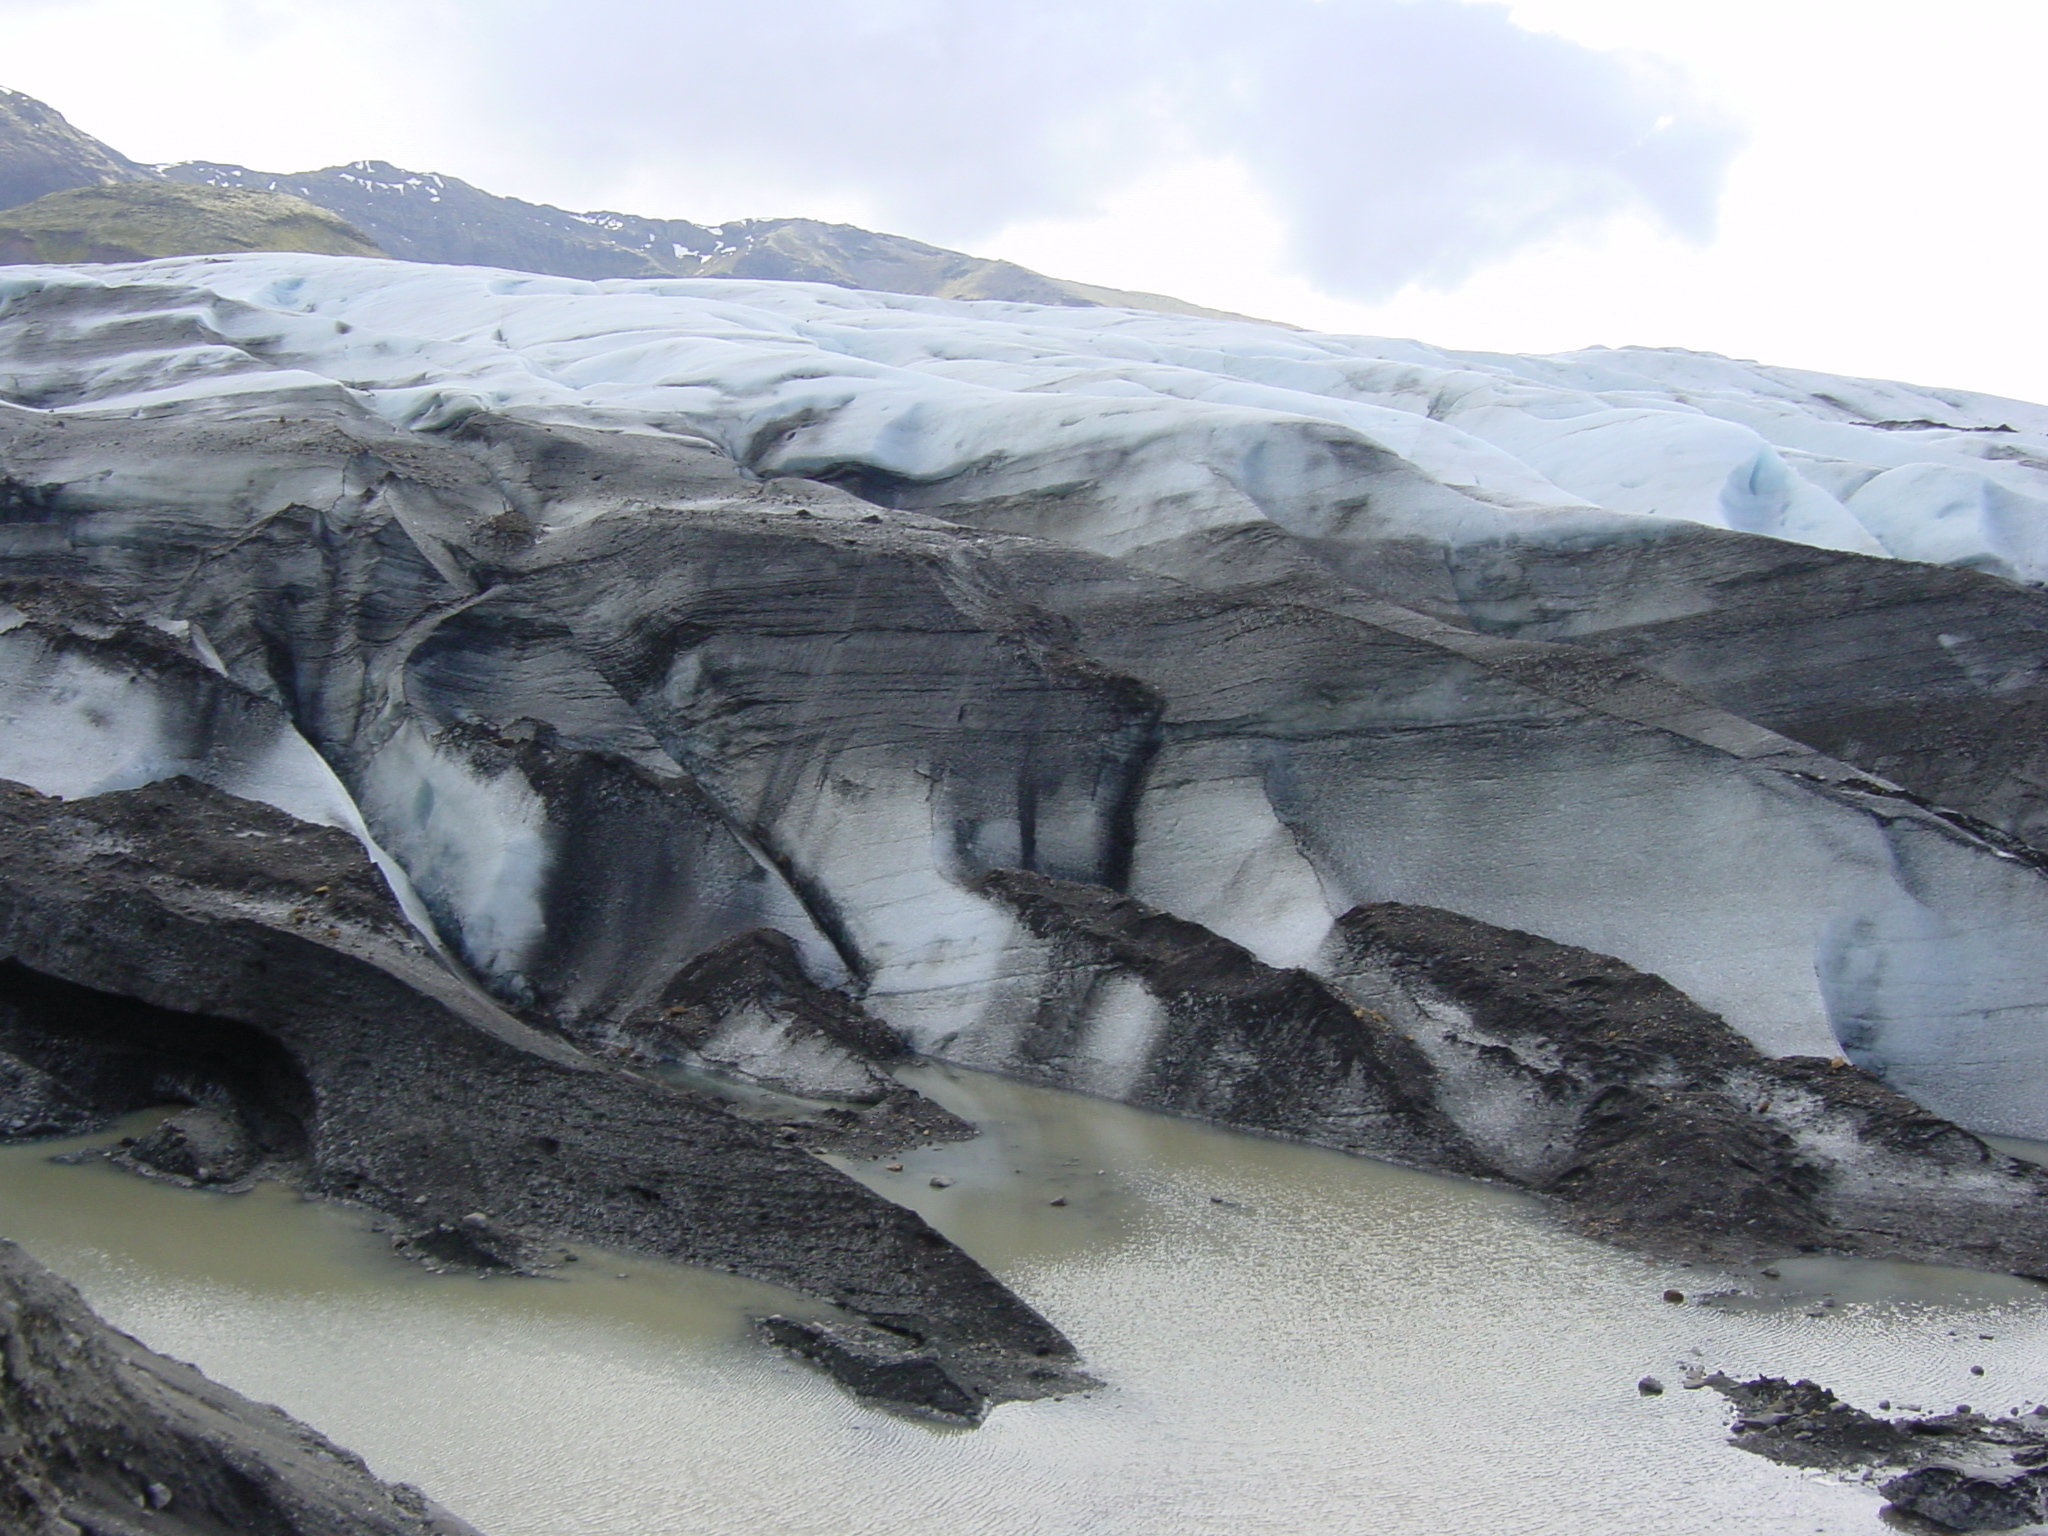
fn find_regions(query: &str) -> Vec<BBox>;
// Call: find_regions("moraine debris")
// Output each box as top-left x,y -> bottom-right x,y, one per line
1691,1371 -> 2048,1529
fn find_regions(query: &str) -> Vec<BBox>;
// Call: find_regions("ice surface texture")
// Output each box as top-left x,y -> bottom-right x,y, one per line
2,254 -> 2047,1140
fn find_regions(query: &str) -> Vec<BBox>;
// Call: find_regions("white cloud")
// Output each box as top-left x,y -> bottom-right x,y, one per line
443,0 -> 1740,301
1181,1 -> 1739,297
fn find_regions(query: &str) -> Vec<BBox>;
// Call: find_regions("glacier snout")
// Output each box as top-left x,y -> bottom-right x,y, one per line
3,254 -> 2048,1279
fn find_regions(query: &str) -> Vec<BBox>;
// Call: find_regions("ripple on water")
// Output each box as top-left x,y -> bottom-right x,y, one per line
0,1068 -> 2042,1535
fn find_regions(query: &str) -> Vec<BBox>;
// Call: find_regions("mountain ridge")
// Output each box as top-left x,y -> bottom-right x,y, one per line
0,86 -> 148,210
0,86 -> 1267,321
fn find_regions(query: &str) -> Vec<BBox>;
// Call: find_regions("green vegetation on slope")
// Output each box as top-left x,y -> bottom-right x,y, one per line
0,182 -> 385,264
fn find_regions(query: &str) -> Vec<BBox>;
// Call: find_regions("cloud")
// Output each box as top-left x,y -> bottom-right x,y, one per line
1204,2 -> 1743,296
448,0 -> 1741,300
454,0 -> 1176,233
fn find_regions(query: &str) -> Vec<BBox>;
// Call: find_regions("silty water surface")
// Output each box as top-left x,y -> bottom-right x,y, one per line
0,1064 -> 2043,1536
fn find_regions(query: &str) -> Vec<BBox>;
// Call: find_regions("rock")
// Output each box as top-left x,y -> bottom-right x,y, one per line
112,1105 -> 259,1186
976,870 -> 1484,1178
0,1235 -> 478,1535
757,1317 -> 987,1424
391,1215 -> 537,1276
1323,904 -> 2048,1275
1702,1375 -> 1937,1472
0,1048 -> 100,1141
621,930 -> 911,1105
1701,1370 -> 2048,1527
1881,1467 -> 2047,1532
929,1176 -> 954,1189
1638,1377 -> 1664,1396
755,1315 -> 1091,1425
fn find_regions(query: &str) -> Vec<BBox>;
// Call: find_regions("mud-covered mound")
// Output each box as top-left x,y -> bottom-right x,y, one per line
0,774 -> 1084,1421
0,1236 -> 478,1535
975,873 -> 2048,1275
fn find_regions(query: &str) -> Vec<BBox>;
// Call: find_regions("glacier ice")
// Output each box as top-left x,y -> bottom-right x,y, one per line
2,254 -> 2048,1140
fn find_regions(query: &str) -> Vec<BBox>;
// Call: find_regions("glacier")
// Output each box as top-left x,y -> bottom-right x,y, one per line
2,250 -> 2048,1257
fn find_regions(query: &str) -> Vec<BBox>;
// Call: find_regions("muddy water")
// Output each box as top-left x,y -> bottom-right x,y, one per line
2,1068 -> 2045,1536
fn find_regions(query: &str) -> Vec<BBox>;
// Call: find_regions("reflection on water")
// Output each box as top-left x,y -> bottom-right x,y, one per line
1,1066 -> 2045,1536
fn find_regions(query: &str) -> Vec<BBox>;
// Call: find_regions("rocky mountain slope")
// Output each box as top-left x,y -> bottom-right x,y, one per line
0,86 -> 1246,317
0,87 -> 148,212
157,158 -> 1247,317
0,181 -> 383,264
0,1237 -> 477,1535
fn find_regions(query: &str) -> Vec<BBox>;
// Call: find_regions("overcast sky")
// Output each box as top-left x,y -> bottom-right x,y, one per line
5,0 -> 2045,402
